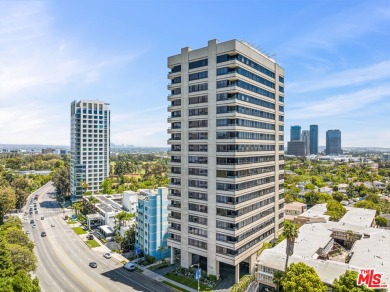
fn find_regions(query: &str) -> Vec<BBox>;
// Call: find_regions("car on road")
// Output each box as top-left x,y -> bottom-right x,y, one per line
41,217 -> 44,220
23,217 -> 28,220
103,253 -> 111,259
32,224 -> 37,228
89,262 -> 98,268
41,232 -> 46,237
51,224 -> 55,227
26,231 -> 30,234
123,262 -> 135,271
30,219 -> 34,224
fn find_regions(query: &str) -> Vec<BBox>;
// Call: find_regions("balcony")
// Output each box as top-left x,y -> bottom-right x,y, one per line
168,204 -> 181,211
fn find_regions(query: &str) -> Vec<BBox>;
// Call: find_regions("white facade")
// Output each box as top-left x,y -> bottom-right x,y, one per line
167,39 -> 285,282
122,190 -> 139,213
70,100 -> 110,201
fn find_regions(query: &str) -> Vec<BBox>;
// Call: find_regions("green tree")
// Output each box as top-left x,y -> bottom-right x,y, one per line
114,211 -> 134,229
2,228 -> 35,251
100,179 -> 114,194
52,165 -> 70,199
157,245 -> 166,262
12,270 -> 40,292
375,216 -> 388,227
7,244 -> 37,272
354,200 -> 380,215
0,238 -> 14,278
282,221 -> 299,271
281,262 -> 327,292
273,270 -> 284,292
0,187 -> 16,224
325,200 -> 347,222
333,270 -> 378,291
121,226 -> 136,251
332,192 -> 345,203
72,202 -> 84,216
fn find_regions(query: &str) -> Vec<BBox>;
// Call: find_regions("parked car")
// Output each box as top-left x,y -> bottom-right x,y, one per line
41,217 -> 44,220
103,253 -> 111,259
89,262 -> 97,268
123,262 -> 135,271
30,219 -> 34,224
51,224 -> 55,227
26,231 -> 30,234
32,224 -> 37,228
41,232 -> 46,237
86,234 -> 94,240
35,211 -> 38,214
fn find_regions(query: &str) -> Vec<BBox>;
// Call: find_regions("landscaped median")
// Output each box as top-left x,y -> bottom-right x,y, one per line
165,272 -> 209,290
162,280 -> 191,292
72,227 -> 87,235
85,239 -> 101,248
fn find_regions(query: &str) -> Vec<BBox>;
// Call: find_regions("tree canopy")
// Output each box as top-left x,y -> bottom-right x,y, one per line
281,262 -> 327,292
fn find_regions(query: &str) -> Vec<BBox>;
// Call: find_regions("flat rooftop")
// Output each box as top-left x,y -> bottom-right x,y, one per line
272,224 -> 332,258
340,207 -> 376,227
257,204 -> 388,286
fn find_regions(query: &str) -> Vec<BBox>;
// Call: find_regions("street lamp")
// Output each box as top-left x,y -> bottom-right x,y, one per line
191,263 -> 201,292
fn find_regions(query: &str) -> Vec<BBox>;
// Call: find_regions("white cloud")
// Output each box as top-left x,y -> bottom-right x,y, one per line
0,2 -> 143,145
288,61 -> 390,93
288,85 -> 390,120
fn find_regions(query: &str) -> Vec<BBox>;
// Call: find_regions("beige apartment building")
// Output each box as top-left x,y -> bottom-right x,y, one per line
167,39 -> 285,283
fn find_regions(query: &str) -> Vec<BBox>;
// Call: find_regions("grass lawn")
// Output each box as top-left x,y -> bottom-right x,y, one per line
85,239 -> 101,248
67,220 -> 77,224
72,227 -> 87,235
162,281 -> 190,292
165,272 -> 208,290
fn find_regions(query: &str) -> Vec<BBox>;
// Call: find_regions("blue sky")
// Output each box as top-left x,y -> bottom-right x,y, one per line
1,0 -> 390,147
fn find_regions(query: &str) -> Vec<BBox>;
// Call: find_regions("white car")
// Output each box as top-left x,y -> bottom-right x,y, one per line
26,231 -> 30,234
32,224 -> 37,228
103,253 -> 111,259
23,217 -> 28,220
123,262 -> 135,271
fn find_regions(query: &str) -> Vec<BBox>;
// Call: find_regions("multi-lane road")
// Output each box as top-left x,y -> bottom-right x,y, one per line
22,182 -> 171,292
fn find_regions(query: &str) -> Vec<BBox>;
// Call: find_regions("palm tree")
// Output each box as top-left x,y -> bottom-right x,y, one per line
115,211 -> 134,229
283,221 -> 299,271
80,181 -> 90,196
157,245 -> 167,262
273,271 -> 284,292
73,202 -> 84,216
346,230 -> 354,249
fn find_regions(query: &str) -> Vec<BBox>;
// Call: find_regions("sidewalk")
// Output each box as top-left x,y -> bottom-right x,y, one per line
137,265 -> 197,292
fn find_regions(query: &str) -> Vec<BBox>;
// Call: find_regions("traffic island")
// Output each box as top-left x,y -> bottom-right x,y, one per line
85,239 -> 101,248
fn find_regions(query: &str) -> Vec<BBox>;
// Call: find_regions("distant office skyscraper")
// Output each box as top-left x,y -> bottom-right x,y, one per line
70,100 -> 110,202
326,130 -> 342,155
290,125 -> 301,141
302,130 -> 310,156
309,125 -> 318,154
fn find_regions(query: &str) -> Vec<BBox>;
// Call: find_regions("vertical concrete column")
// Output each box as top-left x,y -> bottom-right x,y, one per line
249,253 -> 257,274
171,247 -> 175,264
235,263 -> 240,284
206,38 -> 218,277
180,46 -> 191,269
181,251 -> 192,268
215,260 -> 220,279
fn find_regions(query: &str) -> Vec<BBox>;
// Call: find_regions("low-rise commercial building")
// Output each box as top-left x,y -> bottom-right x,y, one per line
284,202 -> 307,222
256,204 -> 379,290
